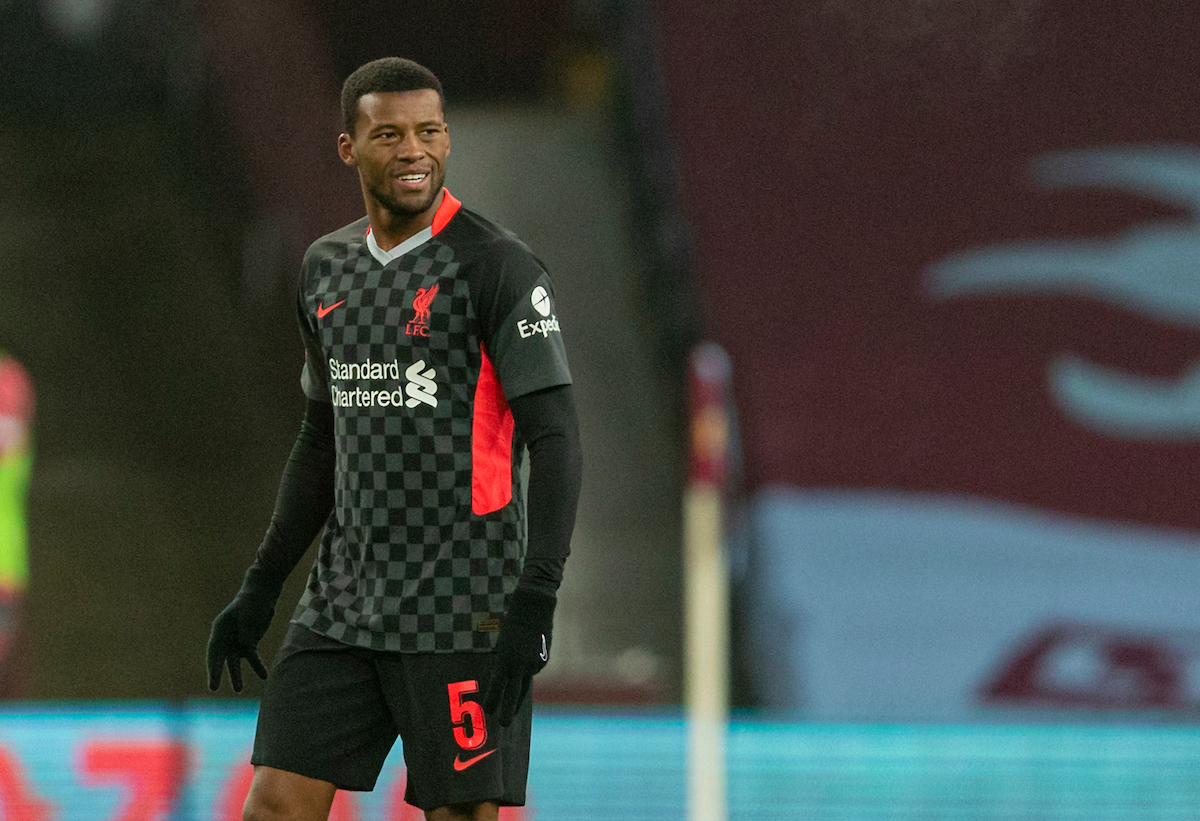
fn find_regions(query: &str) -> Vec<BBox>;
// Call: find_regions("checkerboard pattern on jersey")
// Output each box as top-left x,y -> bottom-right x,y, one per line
293,236 -> 524,652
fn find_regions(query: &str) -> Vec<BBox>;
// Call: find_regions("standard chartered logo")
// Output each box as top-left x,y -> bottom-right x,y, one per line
404,360 -> 438,408
328,357 -> 438,409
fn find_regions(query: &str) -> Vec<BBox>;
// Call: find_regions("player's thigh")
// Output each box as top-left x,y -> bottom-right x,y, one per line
243,765 -> 337,821
424,800 -> 499,821
380,652 -> 532,812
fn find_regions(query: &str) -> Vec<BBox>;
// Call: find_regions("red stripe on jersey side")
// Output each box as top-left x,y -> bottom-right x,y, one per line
472,345 -> 514,515
432,188 -> 462,236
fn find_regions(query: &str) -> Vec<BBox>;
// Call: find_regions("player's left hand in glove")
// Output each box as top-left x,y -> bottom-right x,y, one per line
206,568 -> 279,693
483,586 -> 556,726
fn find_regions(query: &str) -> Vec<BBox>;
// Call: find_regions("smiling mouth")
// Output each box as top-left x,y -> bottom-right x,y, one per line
396,172 -> 428,184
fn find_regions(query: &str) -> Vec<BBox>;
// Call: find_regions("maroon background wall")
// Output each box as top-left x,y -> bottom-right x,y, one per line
653,0 -> 1200,529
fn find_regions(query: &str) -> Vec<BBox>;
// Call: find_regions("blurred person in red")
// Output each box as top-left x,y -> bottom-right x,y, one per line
0,348 -> 33,698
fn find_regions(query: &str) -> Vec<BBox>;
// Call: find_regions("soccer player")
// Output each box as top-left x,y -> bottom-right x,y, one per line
206,57 -> 582,821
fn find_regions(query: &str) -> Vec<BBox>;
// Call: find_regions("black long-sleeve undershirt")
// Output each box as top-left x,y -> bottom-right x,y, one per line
243,399 -> 335,599
509,384 -> 582,595
245,384 -> 581,600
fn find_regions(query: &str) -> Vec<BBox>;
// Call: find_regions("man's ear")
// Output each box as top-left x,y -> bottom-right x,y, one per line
337,133 -> 357,167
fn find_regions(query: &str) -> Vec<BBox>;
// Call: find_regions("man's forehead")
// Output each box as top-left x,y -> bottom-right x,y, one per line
357,89 -> 444,124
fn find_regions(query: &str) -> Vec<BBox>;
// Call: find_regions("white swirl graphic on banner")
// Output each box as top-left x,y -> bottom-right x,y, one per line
926,146 -> 1200,440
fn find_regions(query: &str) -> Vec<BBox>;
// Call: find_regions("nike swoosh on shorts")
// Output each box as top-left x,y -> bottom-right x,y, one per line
453,749 -> 496,771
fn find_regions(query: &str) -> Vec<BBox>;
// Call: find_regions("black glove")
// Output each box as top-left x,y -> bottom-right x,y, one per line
206,567 -> 280,692
482,587 -> 556,726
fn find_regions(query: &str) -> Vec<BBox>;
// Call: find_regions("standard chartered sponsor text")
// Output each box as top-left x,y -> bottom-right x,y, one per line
331,384 -> 409,408
328,357 -> 438,409
329,357 -> 402,381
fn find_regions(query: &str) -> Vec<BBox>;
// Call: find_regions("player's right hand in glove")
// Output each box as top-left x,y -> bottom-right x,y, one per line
206,569 -> 279,693
483,586 -> 556,726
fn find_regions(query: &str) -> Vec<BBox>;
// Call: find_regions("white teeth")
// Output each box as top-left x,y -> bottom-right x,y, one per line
399,174 -> 426,181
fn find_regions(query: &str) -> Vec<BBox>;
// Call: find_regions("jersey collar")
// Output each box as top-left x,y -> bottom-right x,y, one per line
364,188 -> 462,266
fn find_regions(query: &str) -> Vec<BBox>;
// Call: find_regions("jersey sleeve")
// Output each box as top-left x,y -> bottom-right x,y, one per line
296,280 -> 331,402
479,241 -> 573,401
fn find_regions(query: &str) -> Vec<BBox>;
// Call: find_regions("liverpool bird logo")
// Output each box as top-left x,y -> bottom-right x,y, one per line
406,283 -> 439,336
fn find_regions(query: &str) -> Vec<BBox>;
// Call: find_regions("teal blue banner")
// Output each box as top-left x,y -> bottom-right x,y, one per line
0,706 -> 1198,819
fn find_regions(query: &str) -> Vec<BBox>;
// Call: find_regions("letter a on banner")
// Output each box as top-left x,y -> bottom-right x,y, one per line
81,741 -> 187,821
0,748 -> 51,821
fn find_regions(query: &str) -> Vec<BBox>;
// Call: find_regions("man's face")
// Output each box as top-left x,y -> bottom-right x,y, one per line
338,89 -> 450,220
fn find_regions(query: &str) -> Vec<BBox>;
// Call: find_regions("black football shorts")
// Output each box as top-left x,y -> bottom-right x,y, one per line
251,623 -> 532,810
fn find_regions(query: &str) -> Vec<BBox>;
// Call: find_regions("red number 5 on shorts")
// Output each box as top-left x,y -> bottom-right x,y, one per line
447,680 -> 487,751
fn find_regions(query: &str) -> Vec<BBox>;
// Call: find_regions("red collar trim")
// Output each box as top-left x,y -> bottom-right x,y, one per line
364,188 -> 460,239
431,188 -> 461,236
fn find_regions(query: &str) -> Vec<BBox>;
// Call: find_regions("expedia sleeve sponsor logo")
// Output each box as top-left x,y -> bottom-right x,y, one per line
517,316 -> 562,339
517,285 -> 562,339
531,285 -> 552,316
327,357 -> 438,408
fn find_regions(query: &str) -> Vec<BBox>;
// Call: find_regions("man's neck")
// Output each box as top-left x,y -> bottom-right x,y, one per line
366,188 -> 445,251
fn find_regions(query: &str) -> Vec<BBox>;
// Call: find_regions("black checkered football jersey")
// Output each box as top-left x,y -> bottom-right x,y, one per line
289,190 -> 572,652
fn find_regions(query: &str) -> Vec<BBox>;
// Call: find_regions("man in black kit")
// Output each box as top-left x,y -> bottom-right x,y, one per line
207,57 -> 582,821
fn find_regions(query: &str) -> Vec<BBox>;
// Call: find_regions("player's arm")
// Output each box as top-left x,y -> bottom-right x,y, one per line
469,239 -> 579,723
482,383 -> 582,724
511,383 -> 581,596
206,397 -> 335,692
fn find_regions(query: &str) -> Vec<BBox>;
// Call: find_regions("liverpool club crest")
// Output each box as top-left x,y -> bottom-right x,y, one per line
405,283 -> 438,337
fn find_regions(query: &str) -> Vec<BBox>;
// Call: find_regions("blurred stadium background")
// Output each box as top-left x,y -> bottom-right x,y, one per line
3,0 -> 1200,818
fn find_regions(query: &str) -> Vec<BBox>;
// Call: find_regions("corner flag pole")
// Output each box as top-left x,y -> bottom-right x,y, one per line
684,342 -> 732,821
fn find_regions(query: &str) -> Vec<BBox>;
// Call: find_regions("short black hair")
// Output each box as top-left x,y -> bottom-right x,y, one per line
341,57 -> 445,135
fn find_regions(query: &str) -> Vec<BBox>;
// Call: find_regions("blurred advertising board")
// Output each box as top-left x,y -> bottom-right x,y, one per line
746,490 -> 1200,717
1,706 -> 1199,819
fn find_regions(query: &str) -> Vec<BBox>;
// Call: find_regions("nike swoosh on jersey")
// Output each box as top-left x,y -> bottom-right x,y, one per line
453,749 -> 496,771
316,300 -> 346,319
